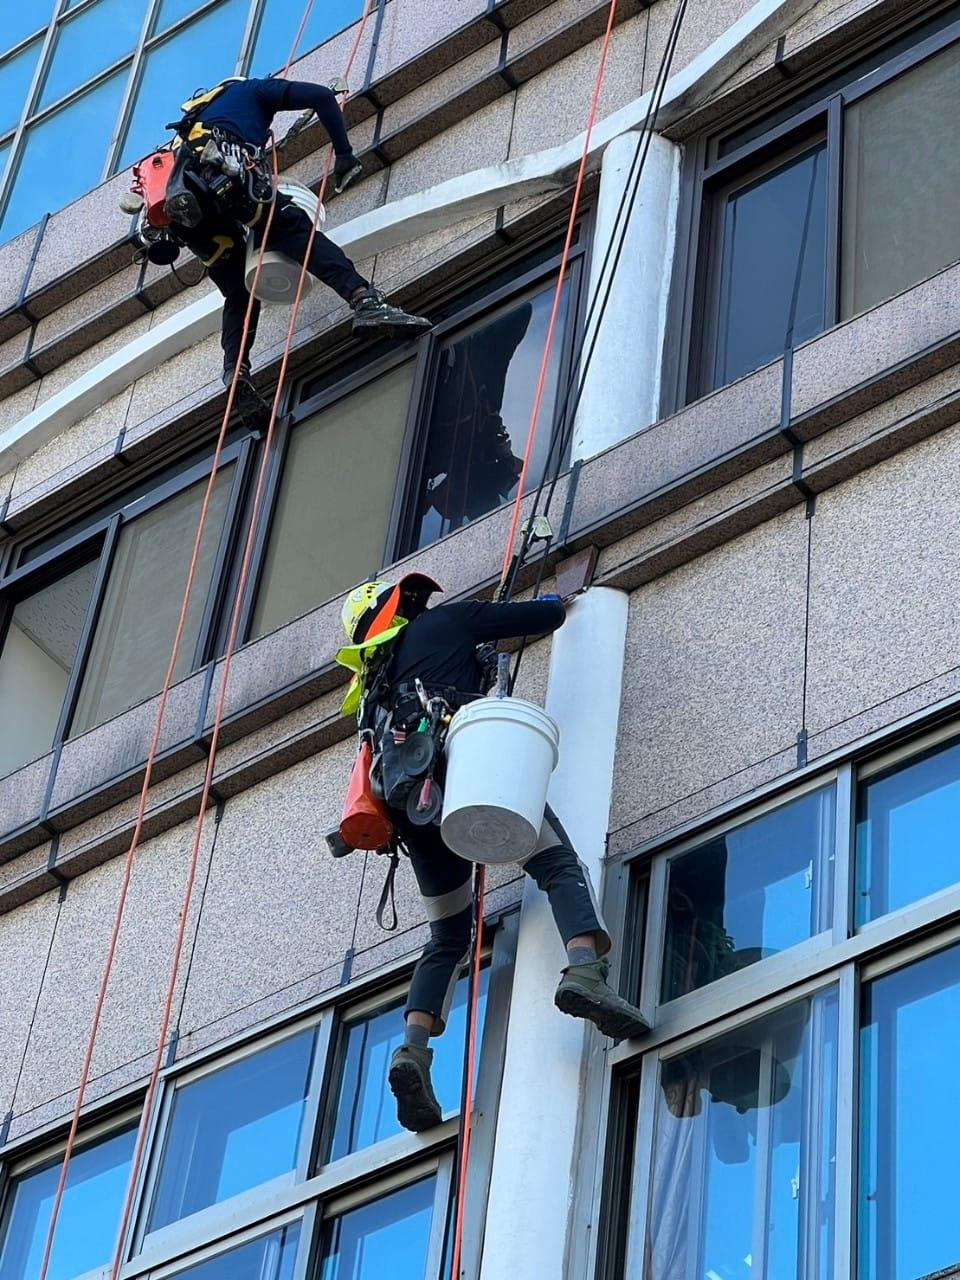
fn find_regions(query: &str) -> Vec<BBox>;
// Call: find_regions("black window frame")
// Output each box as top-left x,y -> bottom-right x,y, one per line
0,436 -> 253,776
667,9 -> 960,411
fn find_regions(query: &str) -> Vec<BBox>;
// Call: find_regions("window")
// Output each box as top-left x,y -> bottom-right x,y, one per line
0,1120 -> 136,1280
144,1026 -> 318,1239
167,1221 -> 301,1279
0,449 -> 244,779
856,733 -> 960,926
0,0 -> 365,245
641,991 -> 838,1280
318,1177 -> 438,1280
859,943 -> 960,1280
683,20 -> 960,401
661,785 -> 835,1002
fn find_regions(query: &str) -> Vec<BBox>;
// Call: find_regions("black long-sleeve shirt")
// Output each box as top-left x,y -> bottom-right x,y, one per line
195,77 -> 351,154
387,599 -> 566,696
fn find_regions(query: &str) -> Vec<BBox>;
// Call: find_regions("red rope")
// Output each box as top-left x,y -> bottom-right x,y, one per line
498,0 -> 619,594
37,6 -> 372,1275
452,5 -> 620,1274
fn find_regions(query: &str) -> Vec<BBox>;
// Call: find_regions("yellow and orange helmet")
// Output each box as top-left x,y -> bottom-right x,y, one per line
340,572 -> 441,646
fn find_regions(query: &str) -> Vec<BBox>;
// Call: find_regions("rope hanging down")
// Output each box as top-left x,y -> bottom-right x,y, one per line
36,5 -> 373,1276
449,6 -> 621,1277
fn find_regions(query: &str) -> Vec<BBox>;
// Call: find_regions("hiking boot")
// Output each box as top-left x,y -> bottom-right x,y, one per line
555,959 -> 649,1040
388,1044 -> 443,1133
334,152 -> 364,195
224,361 -> 269,419
351,287 -> 431,338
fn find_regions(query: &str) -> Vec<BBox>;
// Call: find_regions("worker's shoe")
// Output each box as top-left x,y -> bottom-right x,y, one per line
224,360 -> 268,416
555,959 -> 649,1040
351,287 -> 431,337
388,1044 -> 443,1133
334,152 -> 363,195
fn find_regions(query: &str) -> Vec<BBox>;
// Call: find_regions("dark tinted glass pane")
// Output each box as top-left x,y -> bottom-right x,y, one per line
0,72 -> 125,243
319,1178 -> 435,1280
251,0 -> 364,76
662,786 -> 835,1002
645,992 -> 838,1280
328,969 -> 489,1162
39,0 -> 143,109
708,142 -> 827,390
0,558 -> 99,780
147,1029 -> 315,1234
173,1224 -> 300,1279
0,1125 -> 136,1280
0,38 -> 42,134
859,945 -> 960,1280
855,736 -> 960,925
410,280 -> 570,551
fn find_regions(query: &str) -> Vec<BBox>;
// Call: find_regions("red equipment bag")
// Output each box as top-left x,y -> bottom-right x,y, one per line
340,740 -> 394,850
134,151 -> 177,229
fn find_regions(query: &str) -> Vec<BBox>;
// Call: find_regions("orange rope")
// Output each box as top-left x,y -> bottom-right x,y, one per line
452,5 -> 620,1274
498,0 -> 619,594
37,5 -> 371,1275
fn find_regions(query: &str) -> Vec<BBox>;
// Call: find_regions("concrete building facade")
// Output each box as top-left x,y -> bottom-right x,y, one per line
0,0 -> 958,1277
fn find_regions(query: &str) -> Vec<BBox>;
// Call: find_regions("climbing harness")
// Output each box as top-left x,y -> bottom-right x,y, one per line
36,5 -> 374,1277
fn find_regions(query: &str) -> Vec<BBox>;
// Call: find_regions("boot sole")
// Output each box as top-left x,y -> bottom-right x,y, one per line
352,314 -> 432,336
555,986 -> 649,1040
388,1060 -> 443,1133
335,162 -> 363,194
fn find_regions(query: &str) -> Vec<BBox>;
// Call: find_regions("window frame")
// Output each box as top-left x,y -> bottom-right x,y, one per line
0,438 -> 252,776
667,10 -> 960,412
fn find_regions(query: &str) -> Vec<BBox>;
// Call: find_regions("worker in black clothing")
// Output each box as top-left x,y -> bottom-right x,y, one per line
139,76 -> 429,391
336,574 -> 649,1133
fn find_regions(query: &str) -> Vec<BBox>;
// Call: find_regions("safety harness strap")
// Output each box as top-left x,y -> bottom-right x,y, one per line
375,851 -> 400,932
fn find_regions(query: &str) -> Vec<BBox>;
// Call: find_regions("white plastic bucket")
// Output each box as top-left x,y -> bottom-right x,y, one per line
441,697 -> 560,864
244,181 -> 326,304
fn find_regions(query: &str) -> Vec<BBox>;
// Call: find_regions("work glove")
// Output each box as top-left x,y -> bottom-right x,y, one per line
537,593 -> 563,604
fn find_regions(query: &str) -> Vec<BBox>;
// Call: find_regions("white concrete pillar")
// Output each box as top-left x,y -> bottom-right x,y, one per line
479,587 -> 629,1280
573,131 -> 681,460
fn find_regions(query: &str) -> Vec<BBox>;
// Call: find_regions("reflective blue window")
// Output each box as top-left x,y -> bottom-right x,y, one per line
662,786 -> 836,1002
0,38 -> 42,135
174,1223 -> 301,1279
39,0 -> 144,110
146,1027 -> 316,1236
329,970 -> 490,1162
0,71 -> 126,243
155,0 -> 210,33
1,7 -> 52,59
118,0 -> 246,169
856,735 -> 960,925
859,944 -> 960,1280
319,1178 -> 436,1280
0,1124 -> 136,1280
250,0 -> 364,77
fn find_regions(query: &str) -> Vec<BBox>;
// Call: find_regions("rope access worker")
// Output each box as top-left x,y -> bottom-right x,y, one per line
128,76 -> 429,396
336,575 -> 649,1133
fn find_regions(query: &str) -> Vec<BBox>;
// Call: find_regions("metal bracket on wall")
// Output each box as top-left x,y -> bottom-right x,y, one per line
555,544 -> 599,599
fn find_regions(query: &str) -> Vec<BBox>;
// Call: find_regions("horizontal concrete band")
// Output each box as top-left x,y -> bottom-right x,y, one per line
0,0 -> 819,475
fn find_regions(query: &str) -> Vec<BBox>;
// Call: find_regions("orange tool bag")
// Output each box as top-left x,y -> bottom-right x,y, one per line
340,739 -> 394,851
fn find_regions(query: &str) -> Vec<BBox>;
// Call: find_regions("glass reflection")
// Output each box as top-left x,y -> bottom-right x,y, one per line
319,1178 -> 435,1280
250,0 -> 363,76
0,1124 -> 136,1280
645,991 -> 838,1280
662,787 -> 835,1002
329,969 -> 489,1162
172,1223 -> 300,1279
39,0 -> 143,109
412,281 -> 570,551
856,735 -> 960,925
147,1028 -> 315,1235
0,38 -> 42,135
859,944 -> 960,1280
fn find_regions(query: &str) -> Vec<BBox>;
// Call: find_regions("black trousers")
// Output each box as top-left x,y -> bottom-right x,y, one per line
180,193 -> 368,369
397,806 -> 610,1031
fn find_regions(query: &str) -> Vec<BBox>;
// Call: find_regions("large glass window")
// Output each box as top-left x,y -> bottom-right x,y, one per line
328,970 -> 490,1162
409,280 -> 571,552
859,943 -> 960,1280
643,991 -> 838,1280
38,0 -> 144,110
855,734 -> 960,925
0,39 -> 42,135
145,1027 -> 316,1237
251,362 -> 415,641
318,1178 -> 437,1280
0,1122 -> 136,1280
0,558 -> 98,779
250,0 -> 362,77
171,1222 -> 301,1279
661,786 -> 836,1002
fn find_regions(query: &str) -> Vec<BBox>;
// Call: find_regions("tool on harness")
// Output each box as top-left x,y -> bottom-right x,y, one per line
340,735 -> 394,850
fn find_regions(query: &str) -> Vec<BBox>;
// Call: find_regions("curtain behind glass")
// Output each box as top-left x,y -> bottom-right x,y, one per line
71,467 -> 233,736
842,42 -> 960,317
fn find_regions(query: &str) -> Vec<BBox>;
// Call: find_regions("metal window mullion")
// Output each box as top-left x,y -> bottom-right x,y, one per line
103,0 -> 162,178
238,0 -> 265,74
192,436 -> 254,668
621,1054 -> 658,1279
833,963 -> 858,1280
424,1152 -> 455,1279
824,94 -> 843,326
293,1200 -> 319,1280
126,1076 -> 177,1262
0,15 -> 61,228
832,762 -> 854,945
639,853 -> 667,1024
750,1040 -> 777,1279
297,1011 -> 333,1182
